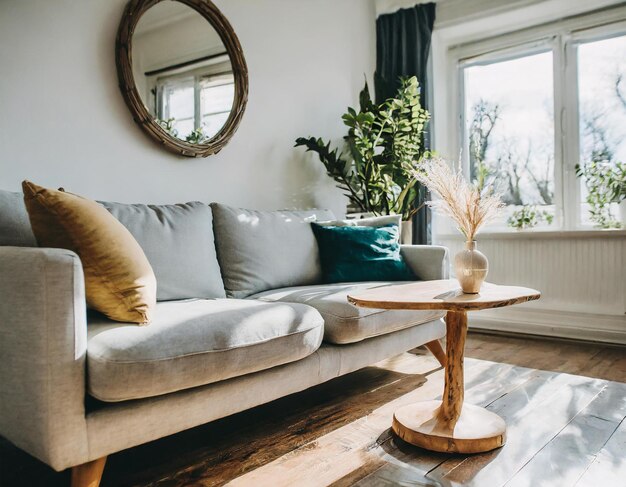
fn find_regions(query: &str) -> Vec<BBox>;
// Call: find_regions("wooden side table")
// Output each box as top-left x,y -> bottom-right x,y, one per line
348,279 -> 540,454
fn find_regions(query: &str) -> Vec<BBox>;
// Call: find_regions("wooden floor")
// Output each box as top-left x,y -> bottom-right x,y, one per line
1,331 -> 625,487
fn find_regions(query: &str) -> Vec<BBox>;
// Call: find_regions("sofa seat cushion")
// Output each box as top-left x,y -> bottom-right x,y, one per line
87,299 -> 324,402
249,282 -> 445,345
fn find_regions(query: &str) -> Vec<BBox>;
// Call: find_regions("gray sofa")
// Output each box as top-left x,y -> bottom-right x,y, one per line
0,190 -> 448,484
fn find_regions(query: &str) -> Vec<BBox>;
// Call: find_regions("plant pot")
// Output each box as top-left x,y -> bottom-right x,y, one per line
400,220 -> 413,245
454,241 -> 488,294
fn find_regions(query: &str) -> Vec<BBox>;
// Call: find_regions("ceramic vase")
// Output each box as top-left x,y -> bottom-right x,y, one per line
454,240 -> 488,294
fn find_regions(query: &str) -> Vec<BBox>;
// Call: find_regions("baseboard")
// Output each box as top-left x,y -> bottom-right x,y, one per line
468,307 -> 626,345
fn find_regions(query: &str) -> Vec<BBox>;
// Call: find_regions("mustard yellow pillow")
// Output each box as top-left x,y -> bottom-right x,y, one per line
22,181 -> 156,324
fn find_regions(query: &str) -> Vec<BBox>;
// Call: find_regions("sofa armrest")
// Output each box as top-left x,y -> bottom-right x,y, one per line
401,244 -> 450,281
0,247 -> 89,471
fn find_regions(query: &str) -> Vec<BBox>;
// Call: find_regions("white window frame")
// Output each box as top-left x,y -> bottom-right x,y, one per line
154,64 -> 233,130
446,6 -> 626,234
146,55 -> 234,137
567,20 -> 626,229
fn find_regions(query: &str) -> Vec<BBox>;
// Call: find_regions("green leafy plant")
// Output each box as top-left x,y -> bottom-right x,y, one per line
185,127 -> 209,144
575,161 -> 625,229
295,76 -> 430,220
156,118 -> 210,144
156,118 -> 178,138
507,205 -> 554,230
607,161 -> 626,203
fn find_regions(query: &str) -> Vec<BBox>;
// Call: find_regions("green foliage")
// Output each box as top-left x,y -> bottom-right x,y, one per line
295,76 -> 430,220
155,118 -> 209,144
156,118 -> 178,138
607,161 -> 626,203
185,127 -> 209,144
575,161 -> 625,229
507,205 -> 554,230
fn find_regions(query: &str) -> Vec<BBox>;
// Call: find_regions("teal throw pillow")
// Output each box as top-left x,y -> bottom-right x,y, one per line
311,223 -> 416,283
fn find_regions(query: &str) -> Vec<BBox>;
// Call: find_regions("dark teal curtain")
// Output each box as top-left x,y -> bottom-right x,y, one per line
375,3 -> 436,245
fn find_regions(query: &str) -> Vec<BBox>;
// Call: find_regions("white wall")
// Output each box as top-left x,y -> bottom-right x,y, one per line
0,0 -> 376,217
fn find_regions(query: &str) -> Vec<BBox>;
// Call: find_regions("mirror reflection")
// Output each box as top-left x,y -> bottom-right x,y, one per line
133,1 -> 235,144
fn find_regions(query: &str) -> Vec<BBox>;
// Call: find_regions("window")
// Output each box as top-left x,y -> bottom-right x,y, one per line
152,60 -> 235,143
577,34 -> 626,228
455,15 -> 626,231
463,50 -> 556,229
200,74 -> 235,137
160,78 -> 195,138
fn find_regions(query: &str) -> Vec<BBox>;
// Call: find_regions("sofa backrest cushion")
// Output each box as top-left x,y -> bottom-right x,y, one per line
210,203 -> 335,298
102,201 -> 226,301
0,189 -> 37,246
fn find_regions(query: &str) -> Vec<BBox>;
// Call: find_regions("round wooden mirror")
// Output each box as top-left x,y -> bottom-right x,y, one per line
116,0 -> 248,157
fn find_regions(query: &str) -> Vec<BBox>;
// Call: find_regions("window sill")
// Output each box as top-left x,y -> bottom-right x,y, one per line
435,229 -> 626,240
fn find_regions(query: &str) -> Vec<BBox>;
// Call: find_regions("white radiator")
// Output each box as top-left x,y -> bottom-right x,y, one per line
435,234 -> 626,344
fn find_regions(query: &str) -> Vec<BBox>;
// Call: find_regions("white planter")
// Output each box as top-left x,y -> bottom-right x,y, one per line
401,220 -> 413,245
619,199 -> 626,228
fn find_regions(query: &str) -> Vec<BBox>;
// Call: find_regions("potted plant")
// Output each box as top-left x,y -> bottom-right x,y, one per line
575,161 -> 625,229
295,76 -> 430,243
414,157 -> 503,293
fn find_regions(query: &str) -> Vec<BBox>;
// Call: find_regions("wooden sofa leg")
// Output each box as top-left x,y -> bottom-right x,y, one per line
425,339 -> 447,367
71,456 -> 107,487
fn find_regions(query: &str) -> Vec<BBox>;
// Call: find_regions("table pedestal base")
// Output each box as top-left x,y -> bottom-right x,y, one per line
392,400 -> 506,454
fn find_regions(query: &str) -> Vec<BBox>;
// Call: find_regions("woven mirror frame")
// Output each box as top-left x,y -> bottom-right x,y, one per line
116,0 -> 249,157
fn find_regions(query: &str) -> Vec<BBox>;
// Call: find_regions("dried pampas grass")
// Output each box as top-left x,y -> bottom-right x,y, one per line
415,157 -> 504,241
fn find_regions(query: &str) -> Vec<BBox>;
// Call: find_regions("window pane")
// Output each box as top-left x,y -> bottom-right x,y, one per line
200,81 -> 234,116
174,118 -> 194,140
464,51 -> 555,228
577,34 -> 626,228
200,77 -> 234,139
164,80 -> 194,120
160,78 -> 195,139
201,112 -> 230,138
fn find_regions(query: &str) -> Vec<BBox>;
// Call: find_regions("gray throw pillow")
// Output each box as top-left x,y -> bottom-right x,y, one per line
210,203 -> 335,298
0,189 -> 37,247
102,201 -> 225,301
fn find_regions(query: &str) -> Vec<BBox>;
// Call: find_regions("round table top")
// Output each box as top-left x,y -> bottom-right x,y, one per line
347,279 -> 540,312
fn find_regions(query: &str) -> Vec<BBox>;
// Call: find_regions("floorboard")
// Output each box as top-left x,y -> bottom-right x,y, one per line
506,381 -> 626,487
0,332 -> 624,487
426,375 -> 606,485
574,417 -> 626,487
